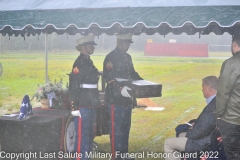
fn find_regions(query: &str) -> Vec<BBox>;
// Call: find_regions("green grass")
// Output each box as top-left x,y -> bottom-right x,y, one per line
0,51 -> 228,160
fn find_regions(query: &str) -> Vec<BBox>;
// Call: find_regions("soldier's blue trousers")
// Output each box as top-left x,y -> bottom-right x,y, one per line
108,104 -> 133,159
74,107 -> 96,160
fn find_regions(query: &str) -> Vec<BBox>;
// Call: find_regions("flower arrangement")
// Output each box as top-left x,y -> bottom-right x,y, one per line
32,77 -> 69,109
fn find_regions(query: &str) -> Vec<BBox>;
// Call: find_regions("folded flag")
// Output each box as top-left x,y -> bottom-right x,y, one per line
17,95 -> 33,120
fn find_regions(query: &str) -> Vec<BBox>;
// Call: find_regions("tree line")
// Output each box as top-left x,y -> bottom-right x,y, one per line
0,32 -> 232,53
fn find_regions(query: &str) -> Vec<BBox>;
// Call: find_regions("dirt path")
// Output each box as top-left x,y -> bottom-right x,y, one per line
137,98 -> 159,107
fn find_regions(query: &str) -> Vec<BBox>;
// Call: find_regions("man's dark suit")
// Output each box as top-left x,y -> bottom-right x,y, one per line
185,97 -> 217,153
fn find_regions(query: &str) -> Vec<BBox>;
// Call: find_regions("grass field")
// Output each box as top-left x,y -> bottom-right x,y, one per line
0,51 -> 229,159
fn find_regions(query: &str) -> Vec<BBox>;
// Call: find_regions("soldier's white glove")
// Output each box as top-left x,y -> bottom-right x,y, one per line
121,86 -> 132,98
71,110 -> 81,118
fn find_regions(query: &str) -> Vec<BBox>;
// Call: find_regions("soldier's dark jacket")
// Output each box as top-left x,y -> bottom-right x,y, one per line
69,53 -> 100,109
103,47 -> 143,105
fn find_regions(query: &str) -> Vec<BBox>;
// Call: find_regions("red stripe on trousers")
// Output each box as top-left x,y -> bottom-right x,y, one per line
111,104 -> 115,159
77,115 -> 82,160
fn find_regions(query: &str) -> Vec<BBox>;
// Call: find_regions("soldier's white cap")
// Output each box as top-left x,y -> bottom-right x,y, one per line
76,33 -> 97,45
116,33 -> 133,43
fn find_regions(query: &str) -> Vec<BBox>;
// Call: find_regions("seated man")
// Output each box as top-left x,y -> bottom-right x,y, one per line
164,76 -> 218,160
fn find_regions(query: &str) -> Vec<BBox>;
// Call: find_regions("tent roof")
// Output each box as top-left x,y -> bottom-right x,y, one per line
1,0 -> 240,36
1,0 -> 240,10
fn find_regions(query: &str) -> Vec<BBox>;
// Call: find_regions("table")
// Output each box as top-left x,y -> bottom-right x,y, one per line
0,108 -> 70,160
0,106 -> 109,160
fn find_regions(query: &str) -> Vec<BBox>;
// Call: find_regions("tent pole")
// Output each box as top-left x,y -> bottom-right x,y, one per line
45,33 -> 48,83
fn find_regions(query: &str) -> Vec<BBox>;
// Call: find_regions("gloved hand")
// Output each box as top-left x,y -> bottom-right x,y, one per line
71,110 -> 81,117
121,86 -> 132,98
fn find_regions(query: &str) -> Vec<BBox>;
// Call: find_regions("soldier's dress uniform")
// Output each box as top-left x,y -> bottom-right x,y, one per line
69,34 -> 100,160
103,41 -> 142,159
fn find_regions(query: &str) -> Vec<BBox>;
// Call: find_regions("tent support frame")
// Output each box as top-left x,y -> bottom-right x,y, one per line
45,33 -> 48,83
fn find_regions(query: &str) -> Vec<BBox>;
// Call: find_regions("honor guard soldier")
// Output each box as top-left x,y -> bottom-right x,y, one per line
103,34 -> 143,160
68,33 -> 100,160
